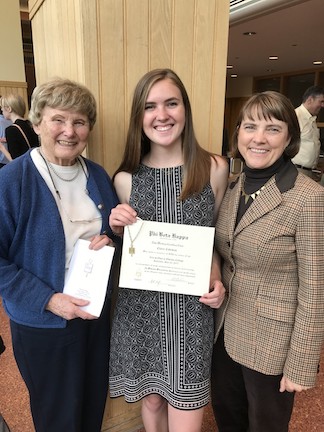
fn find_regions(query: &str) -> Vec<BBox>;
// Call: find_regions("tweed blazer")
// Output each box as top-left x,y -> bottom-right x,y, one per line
215,161 -> 324,387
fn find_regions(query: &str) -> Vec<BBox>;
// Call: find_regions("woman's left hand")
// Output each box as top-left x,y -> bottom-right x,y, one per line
89,234 -> 114,250
199,280 -> 225,309
279,376 -> 311,393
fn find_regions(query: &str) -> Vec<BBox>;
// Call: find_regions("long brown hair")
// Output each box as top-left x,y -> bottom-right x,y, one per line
114,68 -> 214,200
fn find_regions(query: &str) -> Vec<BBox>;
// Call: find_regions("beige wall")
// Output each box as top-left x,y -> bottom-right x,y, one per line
0,0 -> 28,109
0,0 -> 25,82
29,0 -> 229,175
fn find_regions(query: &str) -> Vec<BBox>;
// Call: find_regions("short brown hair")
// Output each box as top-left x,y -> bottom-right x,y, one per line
231,91 -> 300,160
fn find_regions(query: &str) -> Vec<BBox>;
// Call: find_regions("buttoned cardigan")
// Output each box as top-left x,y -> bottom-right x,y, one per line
0,150 -> 119,328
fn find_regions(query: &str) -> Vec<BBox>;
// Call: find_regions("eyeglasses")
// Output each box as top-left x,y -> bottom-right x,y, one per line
60,200 -> 102,224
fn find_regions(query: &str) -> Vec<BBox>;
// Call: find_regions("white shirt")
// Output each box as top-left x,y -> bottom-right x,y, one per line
292,104 -> 320,169
31,149 -> 101,275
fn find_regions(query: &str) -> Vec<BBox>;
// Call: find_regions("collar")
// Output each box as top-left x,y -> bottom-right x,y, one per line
230,159 -> 298,194
300,103 -> 317,121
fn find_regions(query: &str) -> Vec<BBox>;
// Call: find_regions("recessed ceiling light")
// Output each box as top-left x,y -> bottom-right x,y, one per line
269,56 -> 278,60
243,32 -> 256,36
231,74 -> 238,78
313,61 -> 323,65
227,65 -> 233,69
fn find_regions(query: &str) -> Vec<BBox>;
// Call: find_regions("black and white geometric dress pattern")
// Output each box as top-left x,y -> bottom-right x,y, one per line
109,165 -> 215,409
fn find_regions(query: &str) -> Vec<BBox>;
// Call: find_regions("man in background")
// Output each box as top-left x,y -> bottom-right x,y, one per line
292,85 -> 324,179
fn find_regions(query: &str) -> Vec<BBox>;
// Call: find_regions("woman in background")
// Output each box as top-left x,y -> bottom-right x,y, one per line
0,104 -> 12,167
1,94 -> 39,158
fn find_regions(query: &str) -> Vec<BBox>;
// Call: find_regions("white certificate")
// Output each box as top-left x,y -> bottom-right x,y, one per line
64,239 -> 115,317
119,220 -> 215,296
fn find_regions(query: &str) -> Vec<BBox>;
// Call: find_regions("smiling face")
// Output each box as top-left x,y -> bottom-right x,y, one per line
142,78 -> 185,150
238,110 -> 291,169
34,107 -> 90,165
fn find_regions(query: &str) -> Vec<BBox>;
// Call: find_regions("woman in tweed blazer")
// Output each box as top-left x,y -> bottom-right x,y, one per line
211,91 -> 324,432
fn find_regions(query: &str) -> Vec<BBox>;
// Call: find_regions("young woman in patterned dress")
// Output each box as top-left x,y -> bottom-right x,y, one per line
109,69 -> 228,432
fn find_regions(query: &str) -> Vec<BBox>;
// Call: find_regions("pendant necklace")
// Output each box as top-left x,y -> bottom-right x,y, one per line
127,218 -> 144,256
241,183 -> 265,204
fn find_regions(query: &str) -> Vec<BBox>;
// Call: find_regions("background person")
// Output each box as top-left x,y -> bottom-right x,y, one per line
212,91 -> 324,432
0,104 -> 12,168
1,94 -> 39,159
0,78 -> 119,432
108,68 -> 228,432
291,85 -> 324,178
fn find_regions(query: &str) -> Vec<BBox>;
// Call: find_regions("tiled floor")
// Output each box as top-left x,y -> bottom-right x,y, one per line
1,302 -> 323,432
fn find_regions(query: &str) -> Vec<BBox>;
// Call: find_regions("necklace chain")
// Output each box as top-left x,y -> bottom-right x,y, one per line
37,149 -> 88,199
127,219 -> 144,256
48,159 -> 80,182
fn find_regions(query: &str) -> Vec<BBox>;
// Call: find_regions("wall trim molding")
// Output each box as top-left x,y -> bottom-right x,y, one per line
0,81 -> 27,88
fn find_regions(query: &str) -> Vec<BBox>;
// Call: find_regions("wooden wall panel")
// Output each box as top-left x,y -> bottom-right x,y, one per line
97,0 -> 127,172
124,0 -> 150,95
150,0 -> 172,69
191,0 -> 217,151
30,0 -> 229,175
172,0 -> 195,95
209,0 -> 230,152
31,0 -> 85,84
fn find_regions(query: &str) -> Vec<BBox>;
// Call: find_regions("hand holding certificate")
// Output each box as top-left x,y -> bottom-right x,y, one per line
119,219 -> 215,296
64,239 -> 115,317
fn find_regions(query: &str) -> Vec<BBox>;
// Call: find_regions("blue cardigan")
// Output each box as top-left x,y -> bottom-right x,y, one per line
0,151 -> 119,328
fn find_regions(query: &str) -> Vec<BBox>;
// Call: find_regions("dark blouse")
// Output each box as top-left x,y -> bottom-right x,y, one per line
5,119 -> 39,159
236,156 -> 288,226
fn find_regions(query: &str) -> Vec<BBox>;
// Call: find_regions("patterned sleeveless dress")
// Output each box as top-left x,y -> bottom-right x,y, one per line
109,164 -> 215,409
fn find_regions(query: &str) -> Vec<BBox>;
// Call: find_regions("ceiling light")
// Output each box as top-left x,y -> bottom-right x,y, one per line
313,61 -> 323,65
231,74 -> 238,78
243,31 -> 256,36
269,56 -> 278,60
227,65 -> 233,69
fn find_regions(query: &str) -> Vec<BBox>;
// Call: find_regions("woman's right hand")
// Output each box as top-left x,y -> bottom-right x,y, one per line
109,203 -> 137,236
46,292 -> 97,320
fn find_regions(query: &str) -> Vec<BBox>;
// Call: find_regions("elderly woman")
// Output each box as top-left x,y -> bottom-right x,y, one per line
1,94 -> 39,158
211,91 -> 324,432
0,78 -> 119,432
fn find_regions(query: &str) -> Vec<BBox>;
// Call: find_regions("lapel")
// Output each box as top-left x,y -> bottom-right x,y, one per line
227,160 -> 298,239
235,176 -> 282,236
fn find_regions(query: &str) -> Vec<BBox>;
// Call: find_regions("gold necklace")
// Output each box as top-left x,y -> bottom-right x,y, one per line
127,219 -> 144,256
241,184 -> 265,204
